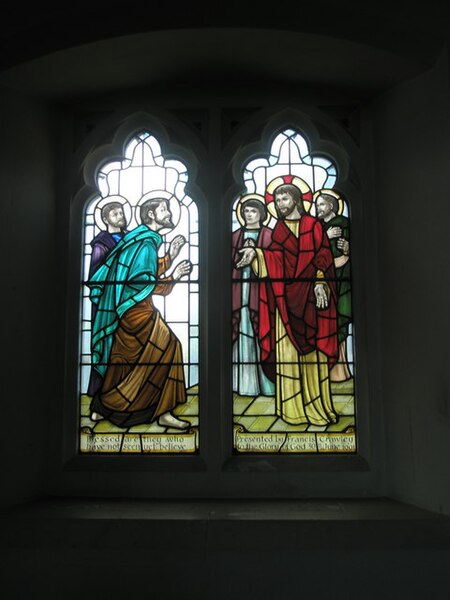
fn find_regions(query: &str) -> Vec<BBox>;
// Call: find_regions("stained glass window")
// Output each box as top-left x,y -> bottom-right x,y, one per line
232,128 -> 356,454
79,131 -> 199,454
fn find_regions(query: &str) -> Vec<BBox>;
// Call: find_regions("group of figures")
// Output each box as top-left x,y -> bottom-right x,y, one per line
83,177 -> 352,436
232,179 -> 352,428
86,196 -> 193,430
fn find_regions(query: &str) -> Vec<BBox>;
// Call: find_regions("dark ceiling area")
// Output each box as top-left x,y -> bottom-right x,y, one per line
0,1 -> 448,72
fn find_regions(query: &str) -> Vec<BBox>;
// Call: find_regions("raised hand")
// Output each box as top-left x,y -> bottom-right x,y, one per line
173,259 -> 192,280
169,235 -> 186,260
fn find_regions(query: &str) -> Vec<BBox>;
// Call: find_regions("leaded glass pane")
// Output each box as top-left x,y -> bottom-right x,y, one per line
79,132 -> 199,454
232,129 -> 356,454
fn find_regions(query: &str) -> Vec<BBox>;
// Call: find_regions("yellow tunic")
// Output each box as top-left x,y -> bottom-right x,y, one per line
253,221 -> 336,426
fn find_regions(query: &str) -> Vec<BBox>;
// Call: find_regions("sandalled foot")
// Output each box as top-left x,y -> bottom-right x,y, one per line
158,412 -> 190,430
90,411 -> 104,422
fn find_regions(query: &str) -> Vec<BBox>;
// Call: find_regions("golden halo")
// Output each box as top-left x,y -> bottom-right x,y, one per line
313,189 -> 345,217
94,195 -> 132,231
265,176 -> 313,218
136,190 -> 181,233
235,194 -> 271,227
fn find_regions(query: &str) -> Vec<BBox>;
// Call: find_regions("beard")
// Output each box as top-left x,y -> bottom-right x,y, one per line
107,216 -> 126,229
316,207 -> 330,219
156,216 -> 175,229
276,203 -> 296,218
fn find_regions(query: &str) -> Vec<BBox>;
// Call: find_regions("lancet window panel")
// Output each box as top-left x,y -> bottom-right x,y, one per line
231,128 -> 356,454
78,131 -> 199,454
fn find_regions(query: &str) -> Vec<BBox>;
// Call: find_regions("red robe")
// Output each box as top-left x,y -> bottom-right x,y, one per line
258,215 -> 339,381
231,226 -> 273,344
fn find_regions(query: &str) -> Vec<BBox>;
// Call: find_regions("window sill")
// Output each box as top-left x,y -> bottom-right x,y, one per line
2,498 -> 448,598
1,496 -> 447,537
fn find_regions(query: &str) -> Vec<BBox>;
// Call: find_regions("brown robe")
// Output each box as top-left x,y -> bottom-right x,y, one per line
90,256 -> 187,427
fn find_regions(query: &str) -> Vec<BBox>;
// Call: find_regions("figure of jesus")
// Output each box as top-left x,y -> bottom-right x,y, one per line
236,183 -> 339,426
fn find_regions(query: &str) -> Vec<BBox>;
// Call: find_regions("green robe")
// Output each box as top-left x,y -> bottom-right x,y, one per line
323,215 -> 352,343
88,224 -> 162,377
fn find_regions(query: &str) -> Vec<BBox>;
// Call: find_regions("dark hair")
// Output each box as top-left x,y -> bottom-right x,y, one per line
273,183 -> 304,215
101,201 -> 123,223
317,193 -> 338,214
240,199 -> 268,226
140,198 -> 167,224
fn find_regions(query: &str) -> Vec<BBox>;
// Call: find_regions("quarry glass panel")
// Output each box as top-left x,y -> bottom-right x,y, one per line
79,132 -> 199,454
232,128 -> 356,453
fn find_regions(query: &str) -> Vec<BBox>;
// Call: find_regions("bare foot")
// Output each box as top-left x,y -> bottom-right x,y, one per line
90,411 -> 104,422
158,412 -> 190,430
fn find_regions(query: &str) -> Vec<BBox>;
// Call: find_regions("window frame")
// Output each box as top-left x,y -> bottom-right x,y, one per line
58,98 -> 383,499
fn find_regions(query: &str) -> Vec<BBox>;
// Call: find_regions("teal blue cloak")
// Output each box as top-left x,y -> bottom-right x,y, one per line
87,224 -> 162,377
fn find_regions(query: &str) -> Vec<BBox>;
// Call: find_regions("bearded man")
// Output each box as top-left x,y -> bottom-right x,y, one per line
316,192 -> 352,382
236,183 -> 339,426
88,197 -> 192,429
89,201 -> 128,277
87,200 -> 129,396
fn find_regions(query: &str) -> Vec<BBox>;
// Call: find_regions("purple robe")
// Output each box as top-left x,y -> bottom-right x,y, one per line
89,230 -> 127,278
87,229 -> 127,396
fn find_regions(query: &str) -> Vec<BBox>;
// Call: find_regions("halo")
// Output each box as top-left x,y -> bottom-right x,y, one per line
312,188 -> 345,217
235,193 -> 271,227
136,190 -> 181,233
93,195 -> 132,231
265,175 -> 313,218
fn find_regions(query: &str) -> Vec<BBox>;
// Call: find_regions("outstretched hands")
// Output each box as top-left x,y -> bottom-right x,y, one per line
173,259 -> 192,280
169,235 -> 186,260
169,236 -> 191,280
235,238 -> 329,310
